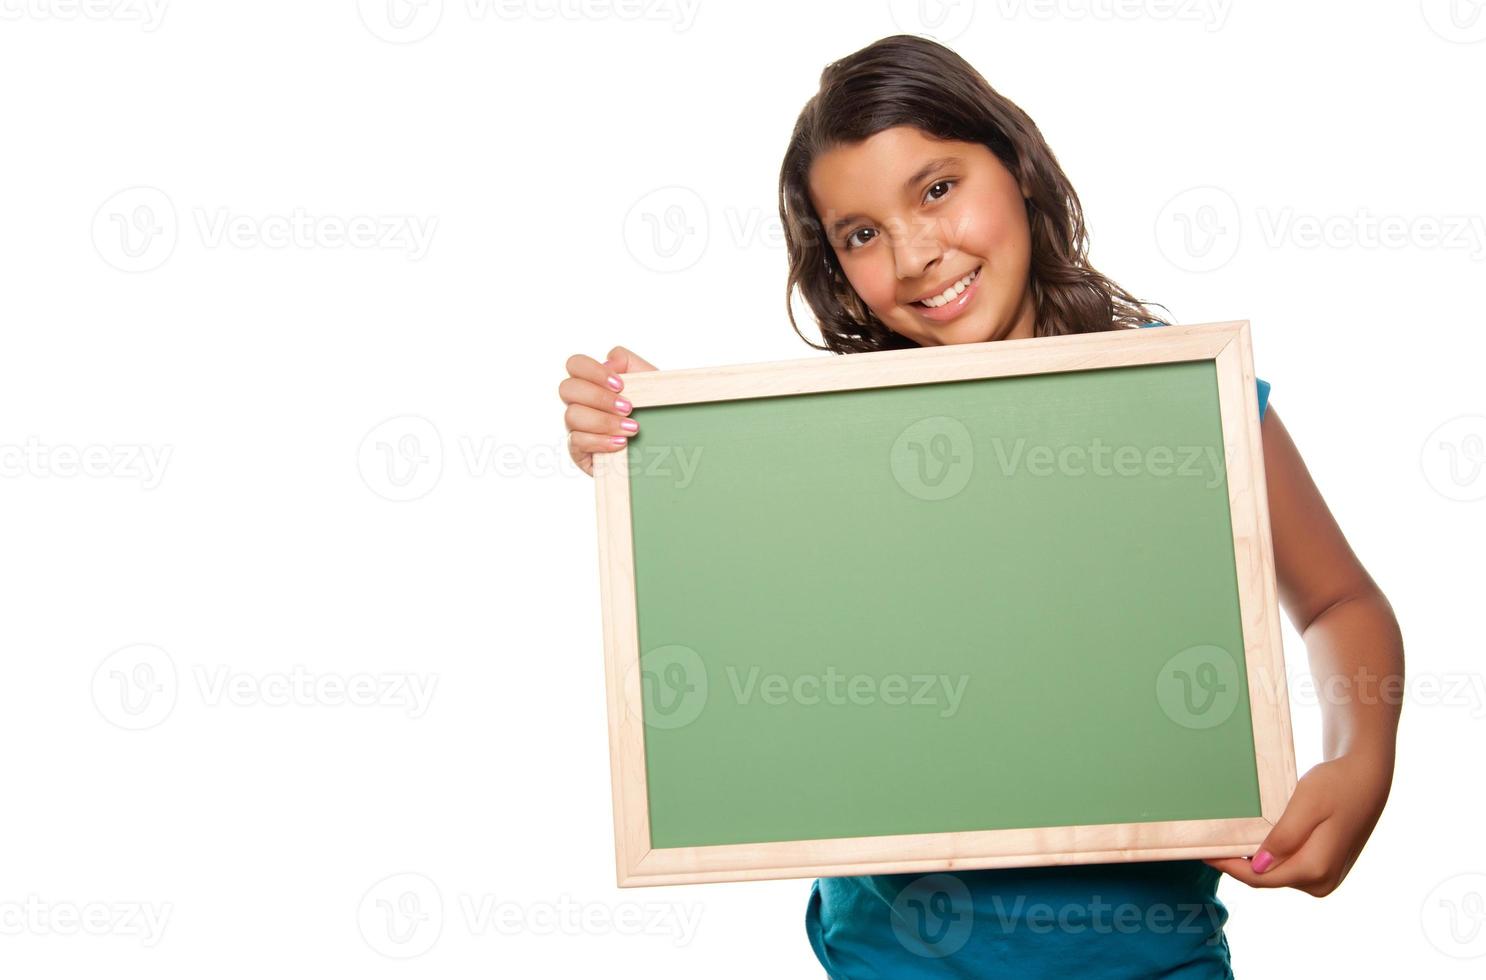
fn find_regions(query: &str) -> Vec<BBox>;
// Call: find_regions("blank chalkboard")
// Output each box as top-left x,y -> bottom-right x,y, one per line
594,320 -> 1295,887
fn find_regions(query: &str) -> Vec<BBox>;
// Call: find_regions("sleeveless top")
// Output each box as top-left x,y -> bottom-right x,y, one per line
804,322 -> 1270,978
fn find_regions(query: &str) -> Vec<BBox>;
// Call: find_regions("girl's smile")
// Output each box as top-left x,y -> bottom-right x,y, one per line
908,262 -> 982,322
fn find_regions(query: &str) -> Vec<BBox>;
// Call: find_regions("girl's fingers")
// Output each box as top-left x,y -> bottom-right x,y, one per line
568,428 -> 630,460
604,345 -> 658,374
565,403 -> 639,440
560,349 -> 653,477
564,353 -> 626,394
557,376 -> 633,417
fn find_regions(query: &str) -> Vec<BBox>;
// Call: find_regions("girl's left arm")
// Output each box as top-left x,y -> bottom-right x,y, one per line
1204,404 -> 1405,897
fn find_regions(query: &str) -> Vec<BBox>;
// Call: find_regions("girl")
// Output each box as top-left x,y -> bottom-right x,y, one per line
558,34 -> 1402,978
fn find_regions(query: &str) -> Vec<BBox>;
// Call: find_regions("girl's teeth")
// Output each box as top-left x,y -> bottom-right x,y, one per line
918,267 -> 980,308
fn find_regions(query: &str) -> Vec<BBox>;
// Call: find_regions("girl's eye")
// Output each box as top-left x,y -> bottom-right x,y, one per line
841,180 -> 954,252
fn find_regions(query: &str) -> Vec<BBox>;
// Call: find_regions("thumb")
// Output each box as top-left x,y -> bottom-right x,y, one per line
1250,791 -> 1325,874
605,345 -> 658,374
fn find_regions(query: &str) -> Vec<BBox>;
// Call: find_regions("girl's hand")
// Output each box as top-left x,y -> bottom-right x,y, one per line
559,345 -> 658,477
1203,749 -> 1393,897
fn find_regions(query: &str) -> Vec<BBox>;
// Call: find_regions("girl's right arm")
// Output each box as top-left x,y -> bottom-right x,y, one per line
559,346 -> 657,477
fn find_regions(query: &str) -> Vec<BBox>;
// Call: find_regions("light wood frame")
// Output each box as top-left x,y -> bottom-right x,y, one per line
593,319 -> 1297,887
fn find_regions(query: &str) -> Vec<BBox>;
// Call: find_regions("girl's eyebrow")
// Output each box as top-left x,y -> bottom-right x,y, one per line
826,155 -> 962,237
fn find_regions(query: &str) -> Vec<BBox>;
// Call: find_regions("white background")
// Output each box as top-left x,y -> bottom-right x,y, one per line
2,1 -> 1483,976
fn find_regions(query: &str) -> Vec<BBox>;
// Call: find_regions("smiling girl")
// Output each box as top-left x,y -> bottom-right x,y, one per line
559,34 -> 1403,978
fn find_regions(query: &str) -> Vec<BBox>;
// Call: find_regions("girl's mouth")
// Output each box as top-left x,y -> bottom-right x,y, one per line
910,264 -> 983,323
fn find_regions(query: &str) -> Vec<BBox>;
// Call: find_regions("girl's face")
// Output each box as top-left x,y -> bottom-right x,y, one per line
808,125 -> 1037,347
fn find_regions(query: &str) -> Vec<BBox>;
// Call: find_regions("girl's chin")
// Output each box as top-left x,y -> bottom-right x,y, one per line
897,313 -> 999,347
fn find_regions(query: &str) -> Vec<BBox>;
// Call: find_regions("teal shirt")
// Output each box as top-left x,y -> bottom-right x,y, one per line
805,322 -> 1270,978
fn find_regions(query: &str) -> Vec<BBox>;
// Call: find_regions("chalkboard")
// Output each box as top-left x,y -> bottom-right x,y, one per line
594,320 -> 1296,886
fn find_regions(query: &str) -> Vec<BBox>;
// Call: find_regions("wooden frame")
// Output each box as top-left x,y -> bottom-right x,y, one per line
593,319 -> 1297,887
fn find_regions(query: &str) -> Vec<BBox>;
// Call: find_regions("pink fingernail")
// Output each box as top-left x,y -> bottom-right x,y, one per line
607,375 -> 623,391
610,435 -> 628,445
1251,851 -> 1274,873
620,419 -> 639,433
614,397 -> 632,413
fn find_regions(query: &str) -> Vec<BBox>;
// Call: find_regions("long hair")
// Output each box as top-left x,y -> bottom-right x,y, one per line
778,34 -> 1170,354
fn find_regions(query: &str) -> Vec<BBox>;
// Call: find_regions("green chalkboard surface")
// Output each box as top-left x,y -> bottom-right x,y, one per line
626,359 -> 1263,850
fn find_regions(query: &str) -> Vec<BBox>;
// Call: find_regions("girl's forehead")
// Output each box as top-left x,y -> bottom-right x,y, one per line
808,127 -> 986,210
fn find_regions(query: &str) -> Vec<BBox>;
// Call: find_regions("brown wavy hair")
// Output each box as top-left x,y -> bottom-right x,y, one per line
778,34 -> 1170,354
